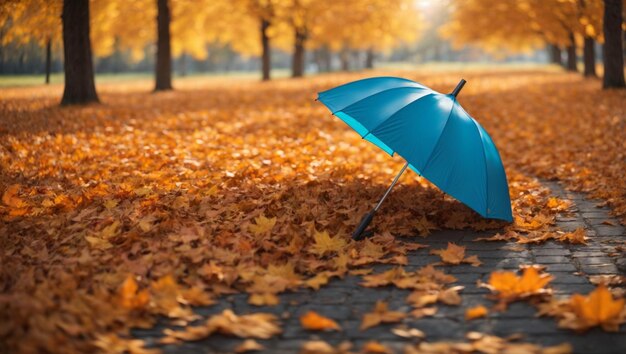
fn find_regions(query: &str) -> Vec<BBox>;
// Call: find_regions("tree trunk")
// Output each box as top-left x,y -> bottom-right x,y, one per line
291,28 -> 305,78
565,32 -> 577,71
260,18 -> 271,81
602,0 -> 625,88
365,49 -> 375,69
582,36 -> 597,77
322,46 -> 331,72
45,38 -> 52,84
340,48 -> 350,71
60,0 -> 99,105
155,0 -> 172,91
548,44 -> 562,65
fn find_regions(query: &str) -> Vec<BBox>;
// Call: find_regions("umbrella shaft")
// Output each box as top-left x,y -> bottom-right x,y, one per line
374,162 -> 409,212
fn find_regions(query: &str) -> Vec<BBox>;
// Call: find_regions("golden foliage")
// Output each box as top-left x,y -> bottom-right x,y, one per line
0,69 -> 624,351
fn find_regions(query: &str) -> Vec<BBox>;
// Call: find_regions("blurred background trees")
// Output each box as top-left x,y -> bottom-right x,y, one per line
0,0 -> 624,103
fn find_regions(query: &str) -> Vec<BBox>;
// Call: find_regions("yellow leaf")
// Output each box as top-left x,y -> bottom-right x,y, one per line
100,220 -> 121,238
85,236 -> 113,250
309,230 -> 347,256
248,215 -> 276,235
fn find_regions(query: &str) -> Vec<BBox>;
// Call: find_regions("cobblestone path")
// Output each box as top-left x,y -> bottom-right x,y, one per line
134,181 -> 626,353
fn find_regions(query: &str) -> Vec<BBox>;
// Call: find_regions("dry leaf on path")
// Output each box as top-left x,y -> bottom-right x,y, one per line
431,243 -> 482,267
360,301 -> 407,330
235,339 -> 265,353
483,267 -> 553,304
465,305 -> 488,320
300,311 -> 341,331
161,309 -> 281,343
362,341 -> 392,354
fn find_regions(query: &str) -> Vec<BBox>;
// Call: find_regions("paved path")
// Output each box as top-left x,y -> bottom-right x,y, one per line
133,181 -> 626,353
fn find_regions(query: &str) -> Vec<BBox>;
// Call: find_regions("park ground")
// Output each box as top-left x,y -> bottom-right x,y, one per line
1,66 -> 625,353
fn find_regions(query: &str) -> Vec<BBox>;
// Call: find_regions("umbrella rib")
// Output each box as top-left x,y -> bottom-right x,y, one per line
470,118 -> 490,216
363,92 -> 436,139
420,98 -> 457,175
331,86 -> 431,114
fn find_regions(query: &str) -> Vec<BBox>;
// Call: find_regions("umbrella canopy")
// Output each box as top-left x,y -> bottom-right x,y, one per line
317,76 -> 512,238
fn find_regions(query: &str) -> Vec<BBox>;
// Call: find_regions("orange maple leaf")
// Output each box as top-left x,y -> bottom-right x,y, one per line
300,311 -> 341,331
431,242 -> 465,264
431,243 -> 482,266
486,267 -> 553,301
2,184 -> 26,208
248,215 -> 276,235
568,285 -> 626,332
308,230 -> 347,256
118,275 -> 150,310
360,301 -> 407,330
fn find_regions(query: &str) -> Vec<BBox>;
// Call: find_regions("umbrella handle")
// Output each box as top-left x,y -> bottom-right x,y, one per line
451,79 -> 466,97
352,210 -> 376,240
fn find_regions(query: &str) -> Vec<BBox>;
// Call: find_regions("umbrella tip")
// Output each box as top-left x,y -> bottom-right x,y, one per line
451,79 -> 467,98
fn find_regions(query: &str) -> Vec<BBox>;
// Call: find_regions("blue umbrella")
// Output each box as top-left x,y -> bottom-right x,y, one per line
317,77 -> 512,240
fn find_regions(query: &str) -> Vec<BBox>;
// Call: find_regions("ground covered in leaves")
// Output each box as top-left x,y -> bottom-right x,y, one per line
0,68 -> 625,353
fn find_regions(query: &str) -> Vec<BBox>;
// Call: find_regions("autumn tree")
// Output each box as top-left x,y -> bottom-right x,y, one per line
443,0 -> 605,75
310,0 -> 420,71
602,0 -> 625,88
237,0 -> 277,81
155,0 -> 172,91
281,0 -> 315,78
0,0 -> 62,84
61,0 -> 99,105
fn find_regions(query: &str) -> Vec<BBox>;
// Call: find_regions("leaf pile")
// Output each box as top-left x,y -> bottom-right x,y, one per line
0,69 -> 624,351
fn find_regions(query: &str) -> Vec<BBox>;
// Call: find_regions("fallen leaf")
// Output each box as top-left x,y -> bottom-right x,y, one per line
484,267 -> 553,303
248,215 -> 276,235
118,275 -> 150,310
300,311 -> 341,331
360,301 -> 407,330
567,284 -> 626,332
309,230 -> 348,256
465,305 -> 488,320
235,339 -> 264,353
391,326 -> 425,338
362,341 -> 391,354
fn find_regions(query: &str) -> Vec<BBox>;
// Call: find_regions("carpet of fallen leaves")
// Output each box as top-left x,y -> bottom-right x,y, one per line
0,68 -> 625,353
